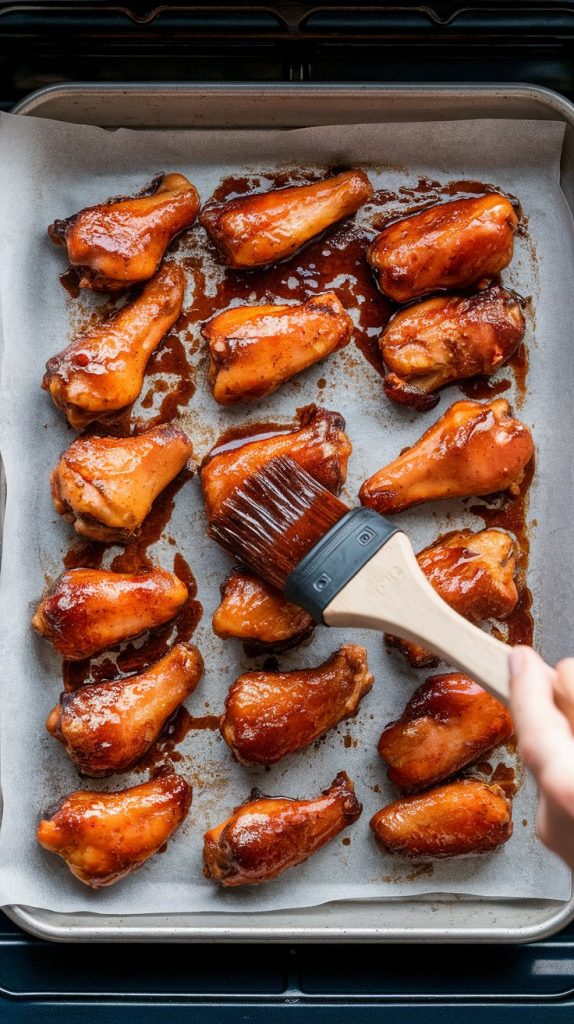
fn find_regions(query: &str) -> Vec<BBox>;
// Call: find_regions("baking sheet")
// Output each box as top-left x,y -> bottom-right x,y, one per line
0,112 -> 570,914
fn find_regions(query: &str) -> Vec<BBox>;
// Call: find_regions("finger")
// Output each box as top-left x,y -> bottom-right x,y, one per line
552,659 -> 574,729
509,646 -> 573,775
538,745 -> 574,818
536,792 -> 574,871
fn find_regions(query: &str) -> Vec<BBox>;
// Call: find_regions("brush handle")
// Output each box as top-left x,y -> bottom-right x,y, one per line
324,531 -> 570,715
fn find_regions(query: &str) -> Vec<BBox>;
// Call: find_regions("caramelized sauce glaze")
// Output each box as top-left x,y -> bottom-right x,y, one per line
59,267 -> 81,298
469,456 -> 535,647
490,762 -> 517,798
206,422 -> 292,462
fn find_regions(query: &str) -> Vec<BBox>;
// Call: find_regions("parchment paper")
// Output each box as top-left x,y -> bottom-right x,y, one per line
0,112 -> 570,914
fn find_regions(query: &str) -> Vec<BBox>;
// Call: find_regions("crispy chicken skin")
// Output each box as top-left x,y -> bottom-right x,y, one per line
359,398 -> 533,515
49,173 -> 199,291
50,421 -> 193,542
37,772 -> 191,888
378,674 -> 514,793
212,568 -> 315,655
43,263 -> 185,428
203,771 -> 361,886
220,645 -> 373,766
387,528 -> 518,667
201,405 -> 352,521
381,285 -> 526,411
46,643 -> 203,776
370,780 -> 512,859
200,169 -> 373,268
32,566 -> 188,661
204,293 -> 353,405
368,194 -> 518,303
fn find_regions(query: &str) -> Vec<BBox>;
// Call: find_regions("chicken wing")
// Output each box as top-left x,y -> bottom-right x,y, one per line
37,771 -> 191,887
387,528 -> 518,667
46,642 -> 203,776
204,293 -> 353,405
381,285 -> 525,411
201,404 -> 351,521
368,193 -> 518,303
49,173 -> 199,291
203,771 -> 361,886
370,780 -> 512,859
51,421 -> 193,542
32,566 -> 188,660
220,645 -> 373,765
212,568 -> 315,654
359,398 -> 533,514
43,263 -> 185,429
200,169 -> 373,268
378,673 -> 514,793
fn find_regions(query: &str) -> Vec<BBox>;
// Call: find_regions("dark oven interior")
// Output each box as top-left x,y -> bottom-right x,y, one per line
2,1 -> 574,109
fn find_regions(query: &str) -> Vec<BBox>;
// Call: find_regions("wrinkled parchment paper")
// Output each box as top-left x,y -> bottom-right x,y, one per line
0,112 -> 571,914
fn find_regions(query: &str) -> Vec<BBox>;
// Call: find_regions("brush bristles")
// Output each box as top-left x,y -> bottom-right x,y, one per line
209,456 -> 350,591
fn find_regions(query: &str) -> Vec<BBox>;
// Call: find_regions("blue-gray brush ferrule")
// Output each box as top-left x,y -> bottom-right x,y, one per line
283,507 -> 400,623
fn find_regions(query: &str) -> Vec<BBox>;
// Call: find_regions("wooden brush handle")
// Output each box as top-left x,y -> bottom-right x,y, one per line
324,531 -> 560,710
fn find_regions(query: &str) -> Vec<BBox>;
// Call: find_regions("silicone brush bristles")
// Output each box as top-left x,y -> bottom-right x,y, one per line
208,455 -> 350,591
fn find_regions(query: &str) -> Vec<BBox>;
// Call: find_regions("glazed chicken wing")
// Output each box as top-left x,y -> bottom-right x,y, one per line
370,780 -> 512,859
220,645 -> 373,765
204,292 -> 352,405
378,673 -> 514,793
43,263 -> 185,429
381,285 -> 525,411
203,771 -> 361,886
200,169 -> 373,268
49,173 -> 199,291
359,398 -> 533,514
37,771 -> 191,888
368,193 -> 518,303
32,566 -> 188,660
212,568 -> 315,655
51,421 -> 193,542
46,642 -> 203,776
387,528 -> 518,667
201,405 -> 351,521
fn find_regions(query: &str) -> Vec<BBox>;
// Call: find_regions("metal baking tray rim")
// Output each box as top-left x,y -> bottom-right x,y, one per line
3,80 -> 574,943
5,895 -> 574,945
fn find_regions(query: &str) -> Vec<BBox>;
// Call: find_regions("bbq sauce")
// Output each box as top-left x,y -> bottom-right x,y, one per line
458,376 -> 512,401
491,762 -> 518,798
60,466 -> 201,691
206,421 -> 292,462
63,540 -> 105,570
135,708 -> 221,775
134,331 -> 196,429
469,457 -> 535,648
59,268 -> 81,298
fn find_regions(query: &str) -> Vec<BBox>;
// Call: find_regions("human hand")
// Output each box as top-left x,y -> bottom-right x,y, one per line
509,646 -> 574,870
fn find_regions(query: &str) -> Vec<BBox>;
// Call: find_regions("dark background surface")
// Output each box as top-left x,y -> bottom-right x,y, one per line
1,2 -> 574,1019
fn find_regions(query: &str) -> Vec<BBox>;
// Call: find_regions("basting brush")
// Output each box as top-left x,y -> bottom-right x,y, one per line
209,455 -> 557,703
